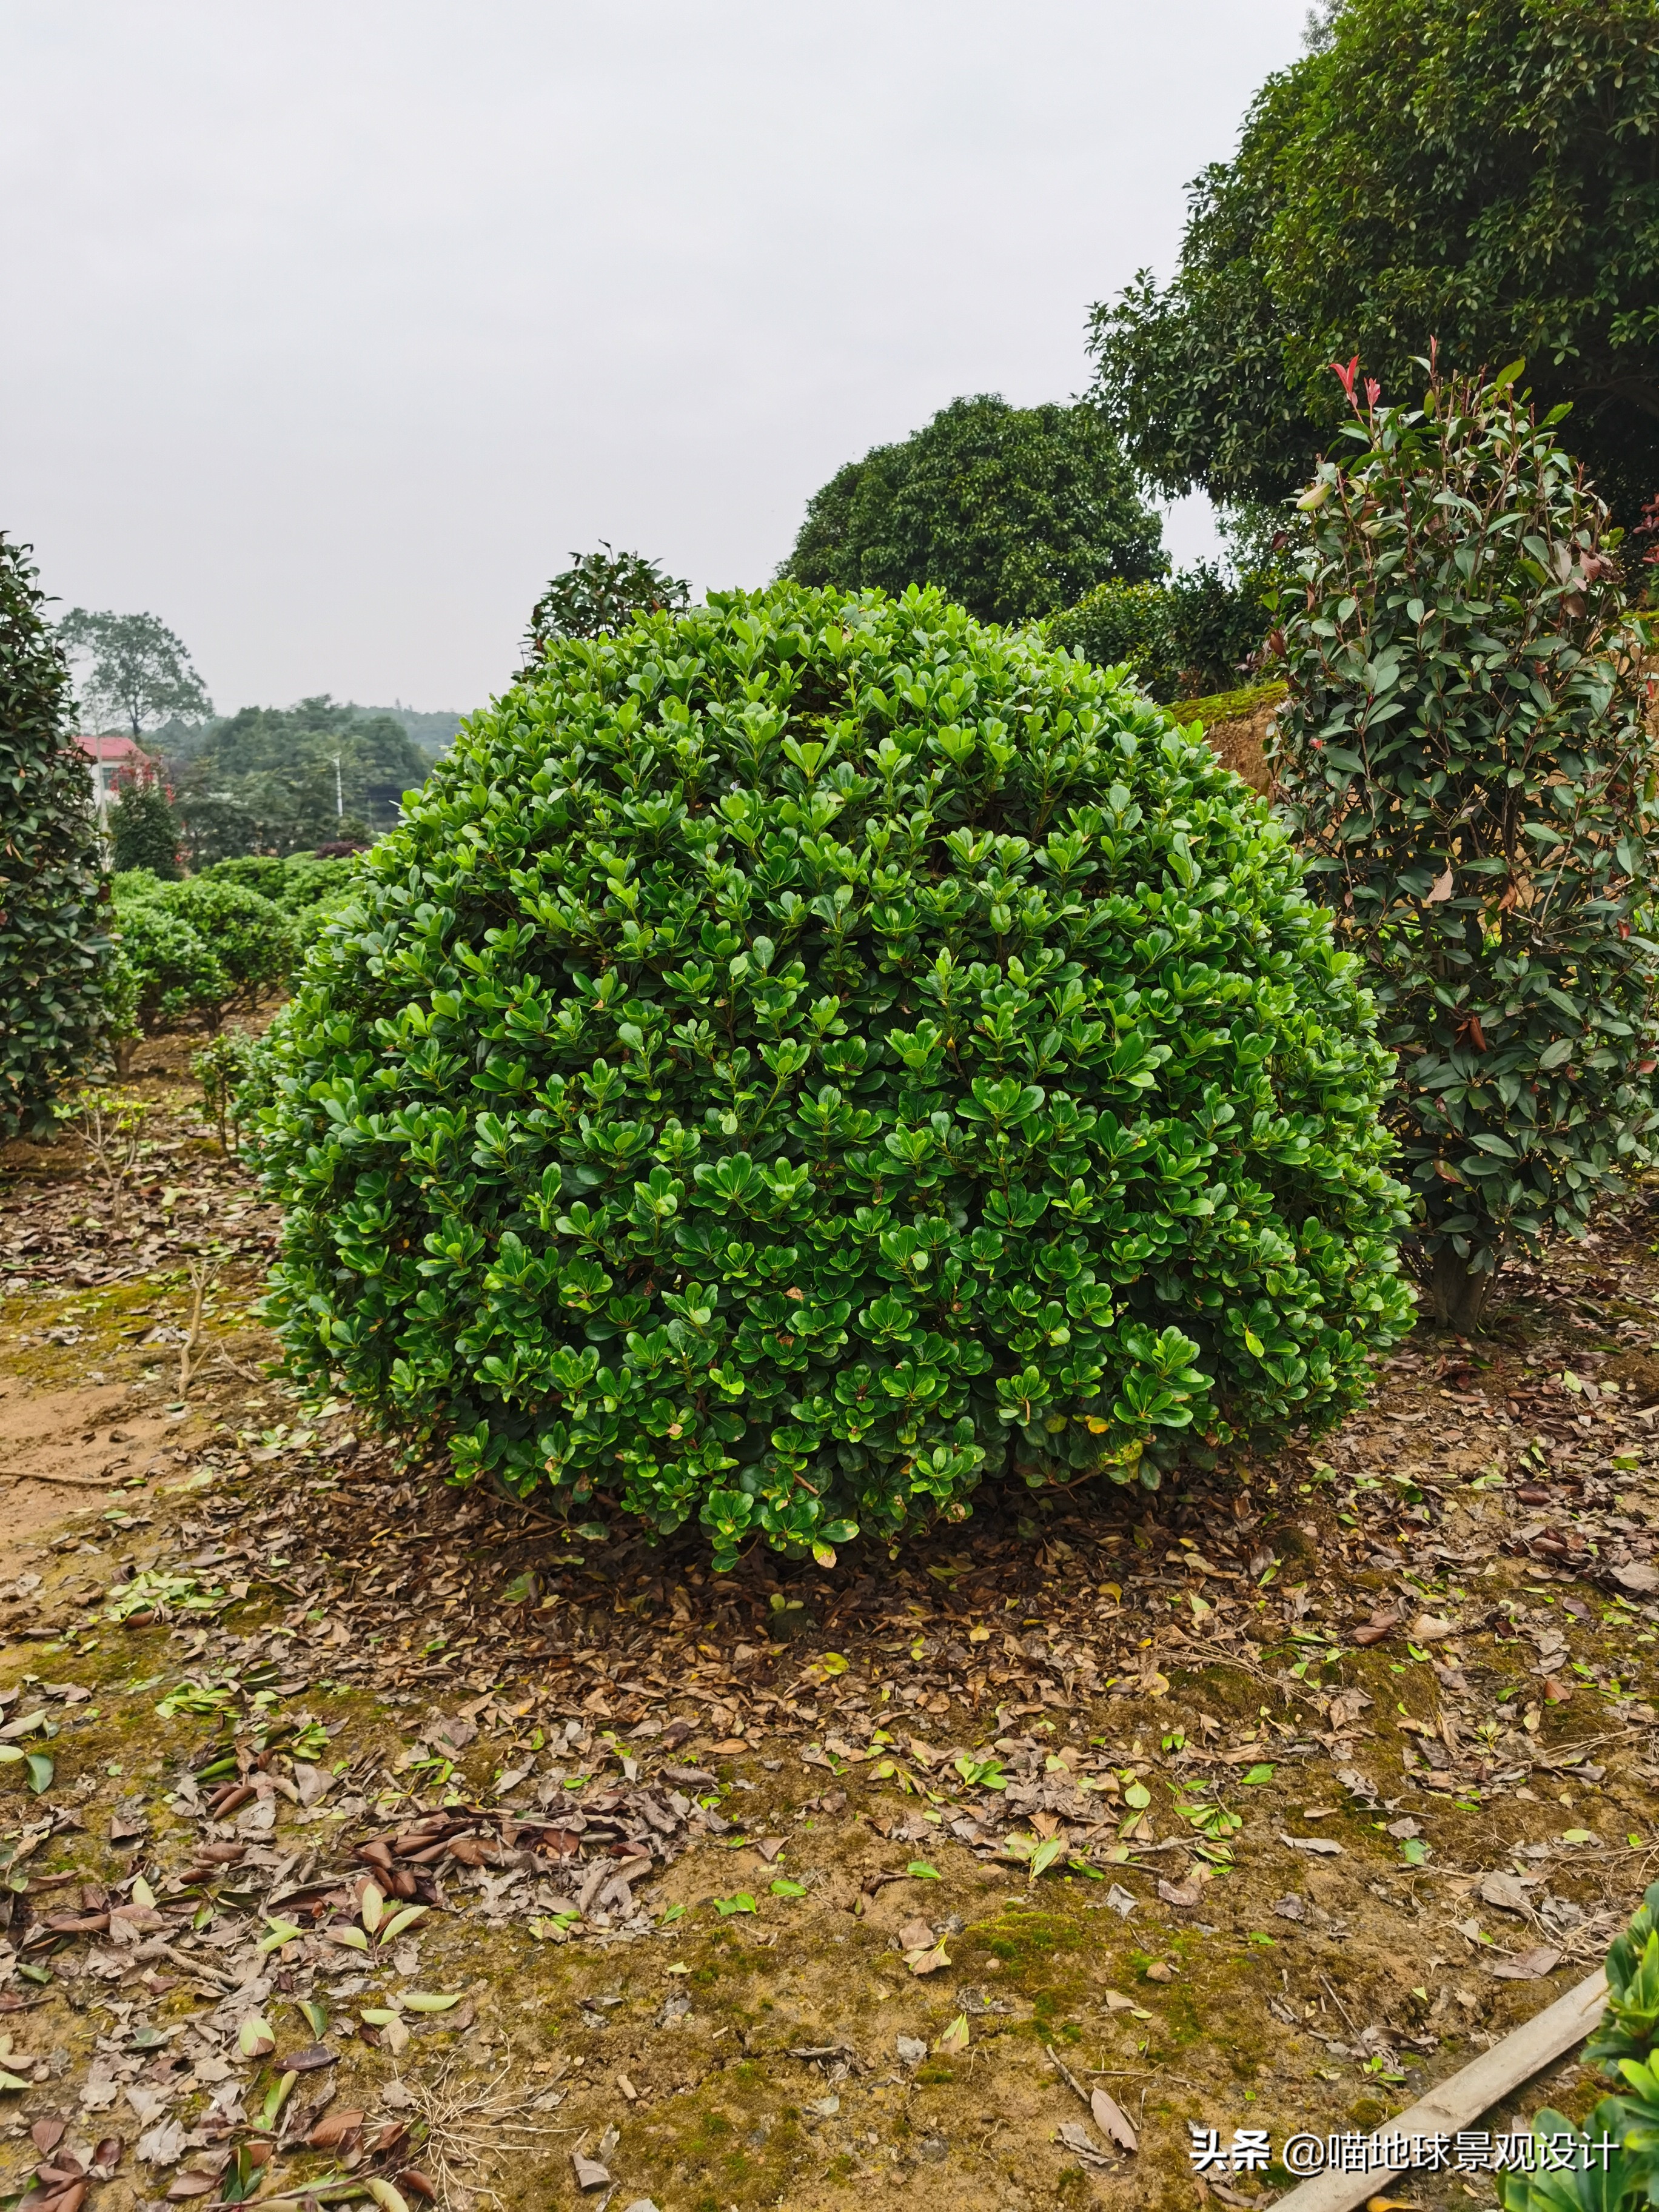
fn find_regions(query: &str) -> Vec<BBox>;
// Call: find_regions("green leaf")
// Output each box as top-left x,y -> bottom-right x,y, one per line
716,1892 -> 757,1916
400,1991 -> 463,2013
770,1878 -> 806,1898
24,1753 -> 52,1795
1030,1837 -> 1066,1879
906,1862 -> 941,1880
1242,1764 -> 1276,1786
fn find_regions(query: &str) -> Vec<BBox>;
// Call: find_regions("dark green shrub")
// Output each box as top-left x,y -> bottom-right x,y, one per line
196,854 -> 286,900
202,852 -> 350,914
107,880 -> 226,1042
109,769 -> 181,877
257,583 -> 1410,1566
1051,563 -> 1267,704
1050,581 -> 1181,700
0,534 -> 109,1139
1272,362 -> 1659,1332
1499,1881 -> 1659,2208
275,853 -> 354,911
109,871 -> 290,1042
167,878 -> 292,1008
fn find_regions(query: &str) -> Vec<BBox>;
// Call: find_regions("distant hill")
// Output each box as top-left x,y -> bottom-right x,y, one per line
360,705 -> 464,757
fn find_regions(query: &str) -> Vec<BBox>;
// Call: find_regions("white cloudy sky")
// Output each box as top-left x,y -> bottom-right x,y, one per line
1,2 -> 1307,716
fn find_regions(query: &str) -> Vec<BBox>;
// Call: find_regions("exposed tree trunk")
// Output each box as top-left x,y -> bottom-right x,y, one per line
1430,1245 -> 1493,1334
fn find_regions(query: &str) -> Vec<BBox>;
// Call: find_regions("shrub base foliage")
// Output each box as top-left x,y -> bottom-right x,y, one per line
259,585 -> 1410,1564
1272,367 -> 1659,1330
0,534 -> 108,1141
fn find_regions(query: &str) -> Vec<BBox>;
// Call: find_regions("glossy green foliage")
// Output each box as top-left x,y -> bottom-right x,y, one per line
0,534 -> 108,1140
110,870 -> 293,1037
782,396 -> 1164,625
1272,367 -> 1659,1318
1051,564 -> 1267,704
256,583 -> 1410,1566
1502,1884 -> 1659,2209
1088,0 -> 1659,530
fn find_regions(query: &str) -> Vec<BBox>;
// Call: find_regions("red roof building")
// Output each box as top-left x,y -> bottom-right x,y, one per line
73,731 -> 158,823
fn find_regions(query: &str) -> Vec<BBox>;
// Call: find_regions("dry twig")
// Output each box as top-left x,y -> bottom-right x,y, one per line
389,2057 -> 560,2207
176,1255 -> 213,1397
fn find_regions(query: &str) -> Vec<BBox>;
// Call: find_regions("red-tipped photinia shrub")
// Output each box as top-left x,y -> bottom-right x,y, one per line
1273,361 -> 1659,1331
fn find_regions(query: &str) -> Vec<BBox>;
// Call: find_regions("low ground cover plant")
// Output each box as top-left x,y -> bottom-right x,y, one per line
256,582 -> 1410,1564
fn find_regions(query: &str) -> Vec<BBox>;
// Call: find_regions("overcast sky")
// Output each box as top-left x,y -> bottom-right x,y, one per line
2,2 -> 1307,719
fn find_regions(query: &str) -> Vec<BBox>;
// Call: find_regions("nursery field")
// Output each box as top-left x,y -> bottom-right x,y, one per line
0,1039 -> 1655,2212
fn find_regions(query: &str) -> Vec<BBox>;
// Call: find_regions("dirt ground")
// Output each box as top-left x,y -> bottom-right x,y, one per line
0,1036 -> 1654,2212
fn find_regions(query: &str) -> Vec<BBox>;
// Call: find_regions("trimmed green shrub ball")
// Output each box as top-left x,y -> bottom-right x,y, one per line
258,585 -> 1410,1566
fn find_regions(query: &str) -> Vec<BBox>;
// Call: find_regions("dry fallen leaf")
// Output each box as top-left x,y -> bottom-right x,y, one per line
905,1941 -> 951,1976
1490,1945 -> 1561,1981
1091,2086 -> 1137,2152
1478,1872 -> 1534,1916
1057,2120 -> 1111,2170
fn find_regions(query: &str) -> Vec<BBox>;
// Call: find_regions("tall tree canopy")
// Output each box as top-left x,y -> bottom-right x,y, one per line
58,609 -> 213,736
1088,0 -> 1659,529
780,395 -> 1165,624
0,536 -> 107,1138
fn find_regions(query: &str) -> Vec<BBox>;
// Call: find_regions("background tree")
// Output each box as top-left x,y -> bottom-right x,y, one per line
166,695 -> 429,856
1272,361 -> 1659,1332
58,608 -> 212,736
109,763 -> 181,877
1088,0 -> 1659,530
780,394 -> 1165,624
0,534 -> 109,1138
521,545 -> 689,668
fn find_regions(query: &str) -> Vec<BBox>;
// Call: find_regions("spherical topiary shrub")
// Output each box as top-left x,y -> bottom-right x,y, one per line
258,584 -> 1411,1566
